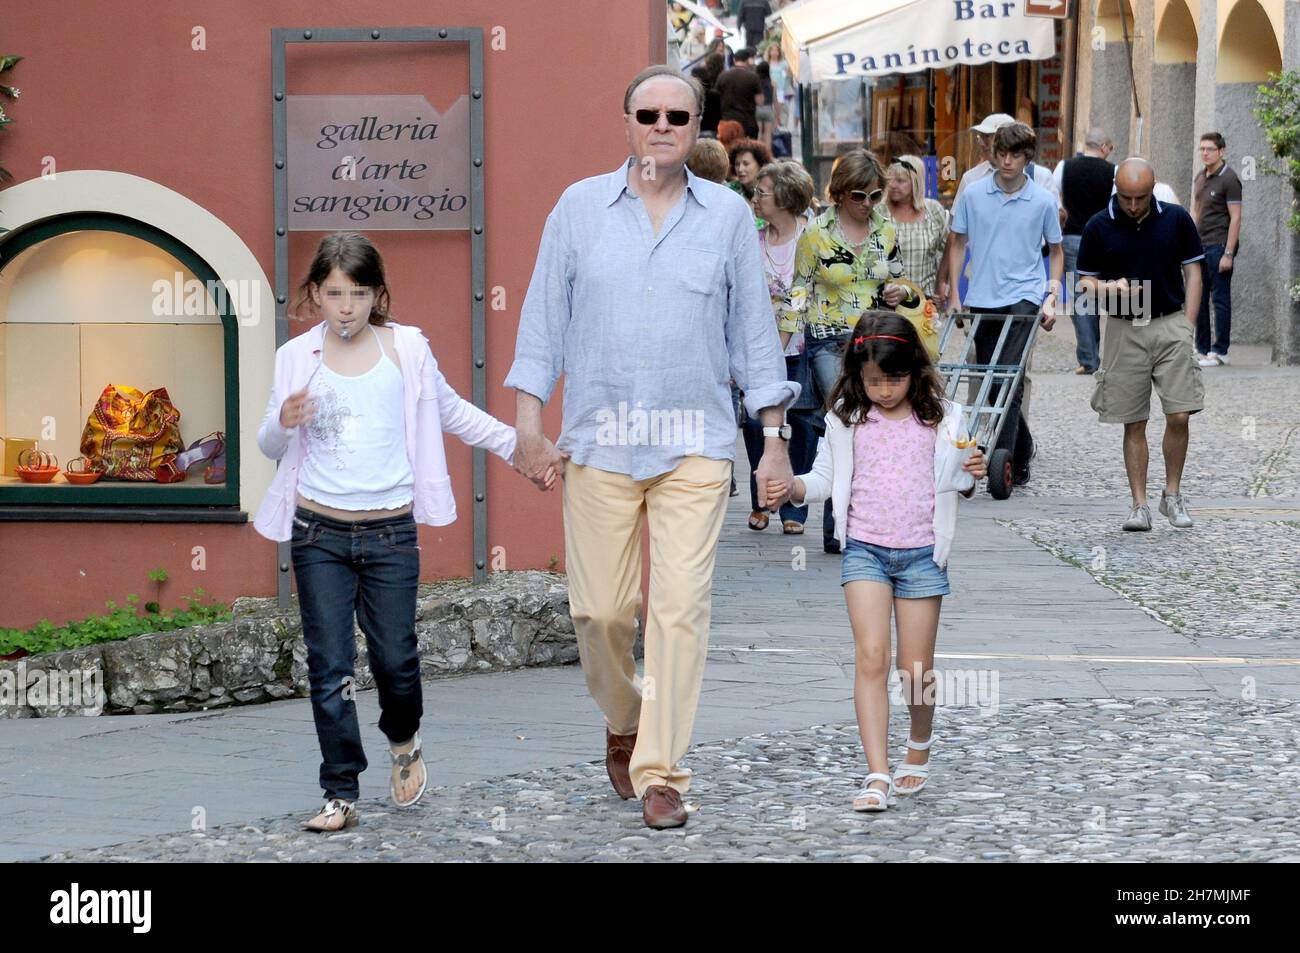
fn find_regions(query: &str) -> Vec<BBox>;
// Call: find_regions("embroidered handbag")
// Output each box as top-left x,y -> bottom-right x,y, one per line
80,384 -> 185,482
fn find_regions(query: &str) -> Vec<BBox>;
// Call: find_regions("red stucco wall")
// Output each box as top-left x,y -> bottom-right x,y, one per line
0,1 -> 664,628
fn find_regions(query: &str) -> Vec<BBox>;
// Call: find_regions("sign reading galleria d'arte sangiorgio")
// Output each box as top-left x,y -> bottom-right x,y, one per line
287,95 -> 470,230
811,1 -> 1055,81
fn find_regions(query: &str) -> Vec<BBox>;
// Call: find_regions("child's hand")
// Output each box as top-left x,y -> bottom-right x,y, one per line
768,477 -> 805,503
539,453 -> 569,491
279,385 -> 316,429
962,448 -> 987,480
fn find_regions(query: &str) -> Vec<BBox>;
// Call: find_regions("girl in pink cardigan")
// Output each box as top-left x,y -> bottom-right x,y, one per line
255,232 -> 532,832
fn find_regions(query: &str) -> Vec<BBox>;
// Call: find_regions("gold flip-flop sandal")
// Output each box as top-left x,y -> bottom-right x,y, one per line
304,798 -> 357,832
390,732 -> 427,808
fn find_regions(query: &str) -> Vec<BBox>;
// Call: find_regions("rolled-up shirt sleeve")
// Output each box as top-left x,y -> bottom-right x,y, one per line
504,208 -> 572,404
727,214 -> 799,416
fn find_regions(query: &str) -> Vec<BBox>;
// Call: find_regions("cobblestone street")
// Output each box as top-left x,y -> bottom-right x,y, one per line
8,328 -> 1300,862
44,699 -> 1300,863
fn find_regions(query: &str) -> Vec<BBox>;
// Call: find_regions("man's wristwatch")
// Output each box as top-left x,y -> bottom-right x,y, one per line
763,425 -> 792,441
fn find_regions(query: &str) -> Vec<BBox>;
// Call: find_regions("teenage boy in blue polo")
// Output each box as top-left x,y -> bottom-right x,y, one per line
947,122 -> 1063,486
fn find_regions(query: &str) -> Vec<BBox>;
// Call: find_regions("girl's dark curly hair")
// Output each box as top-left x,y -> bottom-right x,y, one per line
827,310 -> 945,428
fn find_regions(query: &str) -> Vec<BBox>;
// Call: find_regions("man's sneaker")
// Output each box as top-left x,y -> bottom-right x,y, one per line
1122,504 -> 1152,531
1158,491 -> 1194,528
1198,352 -> 1229,367
1214,352 -> 1230,365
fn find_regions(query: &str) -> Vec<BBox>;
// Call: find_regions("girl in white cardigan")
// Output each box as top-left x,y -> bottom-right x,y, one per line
767,311 -> 986,812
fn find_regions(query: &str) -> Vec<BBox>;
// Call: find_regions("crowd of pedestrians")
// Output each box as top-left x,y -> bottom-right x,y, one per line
253,37 -> 1233,831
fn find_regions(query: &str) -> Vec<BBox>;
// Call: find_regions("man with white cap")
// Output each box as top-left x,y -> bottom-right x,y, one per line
955,113 -> 1061,203
946,114 -> 1060,452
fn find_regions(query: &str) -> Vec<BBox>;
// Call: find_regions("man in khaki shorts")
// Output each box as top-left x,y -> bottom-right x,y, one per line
1076,159 -> 1205,530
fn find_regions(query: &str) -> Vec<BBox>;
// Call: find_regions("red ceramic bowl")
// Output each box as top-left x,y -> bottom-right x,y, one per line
15,466 -> 59,484
63,470 -> 103,485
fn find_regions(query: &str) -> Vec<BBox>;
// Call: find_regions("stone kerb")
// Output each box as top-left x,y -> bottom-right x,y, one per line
0,571 -> 577,717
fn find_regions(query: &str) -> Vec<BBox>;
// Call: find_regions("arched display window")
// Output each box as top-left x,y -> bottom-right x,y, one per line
0,212 -> 241,515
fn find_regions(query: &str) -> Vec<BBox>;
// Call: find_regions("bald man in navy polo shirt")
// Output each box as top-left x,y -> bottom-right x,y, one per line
1076,159 -> 1205,532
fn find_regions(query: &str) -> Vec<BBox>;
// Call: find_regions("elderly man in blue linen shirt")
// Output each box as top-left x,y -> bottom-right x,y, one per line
506,65 -> 799,830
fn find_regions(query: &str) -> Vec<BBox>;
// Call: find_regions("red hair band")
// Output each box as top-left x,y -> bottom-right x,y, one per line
853,334 -> 910,346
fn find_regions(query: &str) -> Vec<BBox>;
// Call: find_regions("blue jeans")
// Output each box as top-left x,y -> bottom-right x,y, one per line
1197,244 -> 1233,356
742,408 -> 816,523
291,507 -> 422,801
806,333 -> 849,544
1062,234 -> 1099,371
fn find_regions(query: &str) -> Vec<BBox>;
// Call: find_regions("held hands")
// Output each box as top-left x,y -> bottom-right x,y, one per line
279,386 -> 317,429
962,447 -> 988,481
764,476 -> 803,506
754,447 -> 794,510
513,430 -> 567,492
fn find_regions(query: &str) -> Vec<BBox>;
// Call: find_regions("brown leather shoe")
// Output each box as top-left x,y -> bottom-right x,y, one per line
642,785 -> 688,829
606,729 -> 637,800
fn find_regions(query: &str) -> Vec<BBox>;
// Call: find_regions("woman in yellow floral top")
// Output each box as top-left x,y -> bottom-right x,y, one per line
777,150 -> 915,552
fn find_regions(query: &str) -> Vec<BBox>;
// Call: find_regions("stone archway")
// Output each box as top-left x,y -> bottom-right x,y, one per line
1091,0 -> 1137,158
1152,0 -> 1199,200
1217,0 -> 1282,83
1206,0 -> 1284,347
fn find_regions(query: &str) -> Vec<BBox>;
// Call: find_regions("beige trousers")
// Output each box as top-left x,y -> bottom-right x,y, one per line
562,455 -> 732,797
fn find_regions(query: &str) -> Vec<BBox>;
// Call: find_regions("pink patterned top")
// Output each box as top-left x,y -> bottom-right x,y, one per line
845,407 -> 937,548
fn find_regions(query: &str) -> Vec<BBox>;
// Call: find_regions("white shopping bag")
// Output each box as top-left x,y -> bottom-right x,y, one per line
936,443 -> 977,495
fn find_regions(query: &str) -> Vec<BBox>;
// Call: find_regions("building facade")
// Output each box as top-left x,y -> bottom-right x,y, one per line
0,1 -> 667,628
1074,0 -> 1300,363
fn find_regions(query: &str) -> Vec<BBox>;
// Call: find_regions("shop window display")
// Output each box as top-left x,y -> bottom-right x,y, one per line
0,214 -> 238,507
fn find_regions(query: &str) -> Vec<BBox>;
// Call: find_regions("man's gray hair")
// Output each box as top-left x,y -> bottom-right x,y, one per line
623,66 -> 705,116
1084,127 -> 1113,149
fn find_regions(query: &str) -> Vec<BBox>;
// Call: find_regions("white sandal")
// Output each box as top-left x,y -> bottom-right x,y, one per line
390,731 -> 427,808
304,797 -> 357,832
852,772 -> 894,812
892,735 -> 934,795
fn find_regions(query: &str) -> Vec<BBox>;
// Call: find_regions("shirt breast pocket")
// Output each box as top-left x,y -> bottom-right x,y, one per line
678,249 -> 722,311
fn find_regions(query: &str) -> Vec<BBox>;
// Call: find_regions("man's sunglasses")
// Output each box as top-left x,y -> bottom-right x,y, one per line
847,188 -> 884,204
629,108 -> 696,126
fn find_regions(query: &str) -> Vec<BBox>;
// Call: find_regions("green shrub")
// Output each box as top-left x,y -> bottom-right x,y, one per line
0,589 -> 232,658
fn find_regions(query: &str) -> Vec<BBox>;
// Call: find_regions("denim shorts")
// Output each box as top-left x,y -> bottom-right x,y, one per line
840,538 -> 950,598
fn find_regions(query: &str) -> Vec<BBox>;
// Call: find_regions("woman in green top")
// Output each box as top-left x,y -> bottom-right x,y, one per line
778,149 -> 914,552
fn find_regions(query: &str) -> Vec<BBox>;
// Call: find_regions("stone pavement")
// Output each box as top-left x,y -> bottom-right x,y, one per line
7,326 -> 1300,862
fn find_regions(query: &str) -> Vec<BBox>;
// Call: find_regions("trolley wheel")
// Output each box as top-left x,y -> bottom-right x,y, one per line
988,448 -> 1014,500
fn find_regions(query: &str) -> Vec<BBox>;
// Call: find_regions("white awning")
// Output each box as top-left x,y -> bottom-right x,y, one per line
781,0 -> 1056,83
